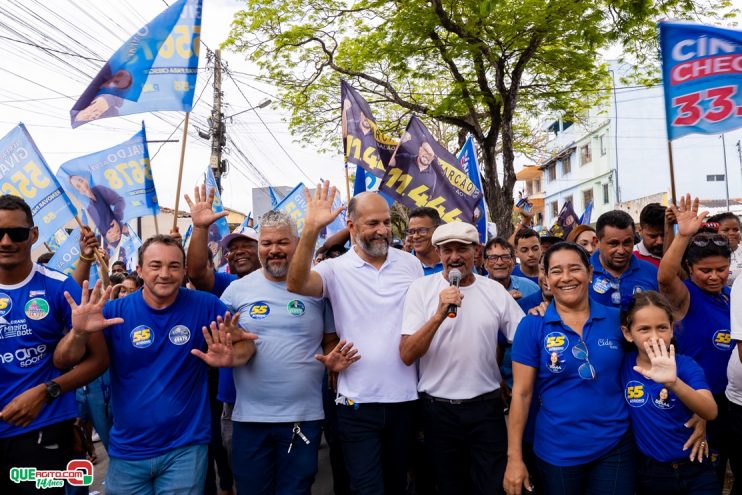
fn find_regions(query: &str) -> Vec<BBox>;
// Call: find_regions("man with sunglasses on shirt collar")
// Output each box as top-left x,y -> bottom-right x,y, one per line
589,210 -> 659,311
0,195 -> 109,495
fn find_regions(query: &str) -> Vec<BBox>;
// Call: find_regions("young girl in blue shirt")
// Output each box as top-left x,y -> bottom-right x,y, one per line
621,291 -> 719,494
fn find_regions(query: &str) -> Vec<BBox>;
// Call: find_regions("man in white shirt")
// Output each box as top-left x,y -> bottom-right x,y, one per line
400,222 -> 525,495
287,182 -> 423,495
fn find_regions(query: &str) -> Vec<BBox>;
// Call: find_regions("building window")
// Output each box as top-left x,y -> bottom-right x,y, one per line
580,143 -> 592,165
583,188 -> 594,207
706,174 -> 725,182
550,201 -> 559,218
600,135 -> 607,156
534,178 -> 541,193
548,165 -> 556,182
564,195 -> 573,208
526,181 -> 533,196
603,183 -> 610,204
562,158 -> 571,176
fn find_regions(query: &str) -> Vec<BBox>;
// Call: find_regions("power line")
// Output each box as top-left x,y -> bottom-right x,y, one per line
224,67 -> 315,184
0,34 -> 106,61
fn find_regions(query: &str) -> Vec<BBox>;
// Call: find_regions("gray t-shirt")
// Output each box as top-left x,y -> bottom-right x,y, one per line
221,270 -> 335,422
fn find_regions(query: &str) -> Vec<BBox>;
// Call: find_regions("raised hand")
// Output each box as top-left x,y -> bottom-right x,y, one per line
191,321 -> 234,367
64,280 -> 124,334
304,181 -> 345,231
670,193 -> 708,237
79,226 -> 99,259
315,339 -> 361,372
218,311 -> 258,344
633,338 -> 677,387
184,184 -> 229,229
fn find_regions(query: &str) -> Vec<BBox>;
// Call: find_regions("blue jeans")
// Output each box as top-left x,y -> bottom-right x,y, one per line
75,371 -> 113,449
636,454 -> 720,495
536,431 -> 635,495
232,420 -> 322,495
336,401 -> 415,495
106,444 -> 208,495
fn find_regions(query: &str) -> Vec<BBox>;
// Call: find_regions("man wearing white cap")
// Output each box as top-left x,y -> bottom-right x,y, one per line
399,221 -> 525,495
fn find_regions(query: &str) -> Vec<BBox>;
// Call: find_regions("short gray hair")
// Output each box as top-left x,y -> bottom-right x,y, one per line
260,210 -> 298,237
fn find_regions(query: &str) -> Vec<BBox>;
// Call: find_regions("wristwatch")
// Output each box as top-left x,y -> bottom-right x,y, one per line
44,381 -> 62,402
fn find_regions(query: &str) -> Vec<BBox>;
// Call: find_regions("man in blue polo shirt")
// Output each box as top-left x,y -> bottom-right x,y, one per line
54,235 -> 249,494
0,195 -> 109,495
590,210 -> 659,310
408,207 -> 443,275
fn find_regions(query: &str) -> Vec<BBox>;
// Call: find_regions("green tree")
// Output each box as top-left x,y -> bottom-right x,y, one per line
225,0 -> 733,236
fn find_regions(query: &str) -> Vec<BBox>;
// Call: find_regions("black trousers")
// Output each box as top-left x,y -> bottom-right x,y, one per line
421,393 -> 507,495
0,420 -> 74,495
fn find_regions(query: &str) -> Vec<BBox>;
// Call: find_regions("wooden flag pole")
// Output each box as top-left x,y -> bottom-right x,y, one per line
667,140 -> 678,205
172,112 -> 191,232
344,161 -> 352,202
43,242 -> 52,253
73,215 -> 110,275
153,214 -> 160,235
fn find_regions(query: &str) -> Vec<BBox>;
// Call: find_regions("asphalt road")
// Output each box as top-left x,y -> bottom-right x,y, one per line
88,436 -> 334,494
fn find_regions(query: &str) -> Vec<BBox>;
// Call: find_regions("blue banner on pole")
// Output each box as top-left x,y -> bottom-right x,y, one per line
660,21 -> 742,140
48,227 -> 82,277
272,183 -> 345,239
70,0 -> 202,127
457,136 -> 488,242
57,124 -> 158,243
382,116 -> 482,224
0,124 -> 78,246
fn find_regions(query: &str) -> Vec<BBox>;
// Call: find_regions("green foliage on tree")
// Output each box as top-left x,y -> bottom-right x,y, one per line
224,0 -> 734,236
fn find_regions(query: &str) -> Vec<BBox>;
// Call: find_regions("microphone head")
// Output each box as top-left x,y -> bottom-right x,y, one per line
448,268 -> 462,284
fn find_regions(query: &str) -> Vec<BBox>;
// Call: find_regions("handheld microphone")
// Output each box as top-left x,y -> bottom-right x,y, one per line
447,269 -> 462,318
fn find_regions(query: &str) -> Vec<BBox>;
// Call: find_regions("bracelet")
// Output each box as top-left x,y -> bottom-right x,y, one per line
79,253 -> 95,262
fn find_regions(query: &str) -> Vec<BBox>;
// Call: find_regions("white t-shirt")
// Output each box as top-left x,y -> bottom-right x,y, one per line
725,275 -> 742,405
728,245 -> 742,288
314,247 -> 423,403
401,273 -> 525,400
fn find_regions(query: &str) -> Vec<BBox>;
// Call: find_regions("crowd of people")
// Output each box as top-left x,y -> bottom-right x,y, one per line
0,181 -> 741,495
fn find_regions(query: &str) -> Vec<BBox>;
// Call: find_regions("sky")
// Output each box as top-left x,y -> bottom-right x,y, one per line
0,0 -> 347,216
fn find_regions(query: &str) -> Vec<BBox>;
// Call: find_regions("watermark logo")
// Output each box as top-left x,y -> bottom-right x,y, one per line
9,459 -> 94,489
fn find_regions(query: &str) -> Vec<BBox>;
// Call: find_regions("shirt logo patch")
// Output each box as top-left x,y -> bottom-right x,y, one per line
249,302 -> 270,320
713,329 -> 732,351
546,351 -> 565,374
544,332 -> 569,353
625,381 -> 648,407
168,325 -> 191,345
24,298 -> 50,320
28,290 -> 45,297
592,278 -> 610,294
130,325 -> 154,349
0,293 -> 12,317
652,387 -> 676,410
287,300 -> 306,317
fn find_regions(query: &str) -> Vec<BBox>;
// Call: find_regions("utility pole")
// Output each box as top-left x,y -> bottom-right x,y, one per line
209,49 -> 226,193
721,134 -> 730,210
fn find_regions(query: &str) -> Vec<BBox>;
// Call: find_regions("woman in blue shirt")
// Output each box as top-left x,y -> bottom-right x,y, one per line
621,291 -> 719,494
658,194 -> 732,486
505,243 -> 634,495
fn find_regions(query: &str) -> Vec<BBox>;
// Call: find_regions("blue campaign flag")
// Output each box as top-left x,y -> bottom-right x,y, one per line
112,223 -> 142,272
204,166 -> 230,266
268,186 -> 282,208
57,123 -> 158,240
353,166 -> 394,206
456,136 -> 489,243
0,124 -> 78,246
660,21 -> 742,140
273,183 -> 308,234
579,201 -> 593,225
181,224 -> 193,249
48,227 -> 82,278
70,0 -> 202,127
383,116 -> 481,224
46,228 -> 70,253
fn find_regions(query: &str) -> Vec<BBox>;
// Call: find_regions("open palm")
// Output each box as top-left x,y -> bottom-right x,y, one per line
64,280 -> 124,334
304,181 -> 345,230
184,184 -> 229,229
670,193 -> 708,237
633,338 -> 677,386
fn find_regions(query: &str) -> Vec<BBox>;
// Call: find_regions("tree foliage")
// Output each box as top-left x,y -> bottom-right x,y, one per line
224,0 -> 734,236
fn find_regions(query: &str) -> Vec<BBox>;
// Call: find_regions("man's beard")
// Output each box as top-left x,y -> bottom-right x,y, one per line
262,256 -> 288,278
358,234 -> 390,257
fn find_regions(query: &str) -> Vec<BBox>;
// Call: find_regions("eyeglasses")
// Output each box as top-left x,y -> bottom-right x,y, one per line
692,234 -> 728,247
0,227 -> 32,242
571,341 -> 596,380
485,254 -> 513,263
407,227 -> 432,236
